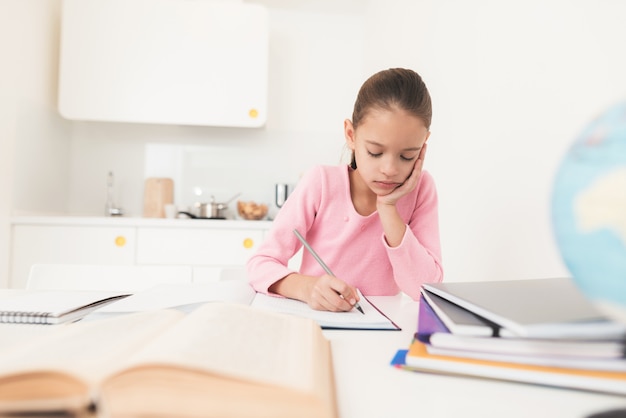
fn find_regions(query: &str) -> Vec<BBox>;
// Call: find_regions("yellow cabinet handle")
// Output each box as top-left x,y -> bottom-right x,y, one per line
243,238 -> 254,249
114,236 -> 127,247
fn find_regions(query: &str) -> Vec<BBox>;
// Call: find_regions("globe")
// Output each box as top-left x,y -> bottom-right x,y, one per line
552,101 -> 626,324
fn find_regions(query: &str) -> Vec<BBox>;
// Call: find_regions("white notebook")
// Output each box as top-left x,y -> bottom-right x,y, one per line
0,290 -> 130,325
251,290 -> 399,330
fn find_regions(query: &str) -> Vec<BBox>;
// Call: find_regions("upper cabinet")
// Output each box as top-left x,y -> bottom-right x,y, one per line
58,0 -> 269,128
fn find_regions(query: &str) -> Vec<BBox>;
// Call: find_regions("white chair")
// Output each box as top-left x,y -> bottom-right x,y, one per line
218,267 -> 248,282
27,264 -> 193,292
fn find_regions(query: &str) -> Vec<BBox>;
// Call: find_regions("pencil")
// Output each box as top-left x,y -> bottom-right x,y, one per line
293,229 -> 365,314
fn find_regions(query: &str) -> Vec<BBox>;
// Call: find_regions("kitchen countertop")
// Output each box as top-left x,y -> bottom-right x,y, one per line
10,215 -> 273,230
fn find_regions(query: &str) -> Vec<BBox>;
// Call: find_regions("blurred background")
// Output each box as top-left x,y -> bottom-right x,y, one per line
2,0 -> 625,286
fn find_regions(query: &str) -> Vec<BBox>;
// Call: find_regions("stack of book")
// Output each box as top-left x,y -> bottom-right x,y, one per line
391,278 -> 626,395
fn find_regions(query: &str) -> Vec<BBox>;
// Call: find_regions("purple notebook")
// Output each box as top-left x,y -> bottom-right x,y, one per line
415,292 -> 449,342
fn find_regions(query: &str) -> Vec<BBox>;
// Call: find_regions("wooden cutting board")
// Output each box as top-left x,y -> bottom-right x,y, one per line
143,178 -> 174,218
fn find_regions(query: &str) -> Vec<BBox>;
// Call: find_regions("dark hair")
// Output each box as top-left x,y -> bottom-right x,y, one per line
349,68 -> 432,169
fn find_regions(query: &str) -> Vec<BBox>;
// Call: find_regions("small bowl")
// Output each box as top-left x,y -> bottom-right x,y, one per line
237,201 -> 269,220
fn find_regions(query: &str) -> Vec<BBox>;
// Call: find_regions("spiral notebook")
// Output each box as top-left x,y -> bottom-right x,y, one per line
0,290 -> 130,325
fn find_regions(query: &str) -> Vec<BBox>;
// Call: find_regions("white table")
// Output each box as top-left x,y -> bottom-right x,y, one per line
327,295 -> 626,418
1,290 -> 625,418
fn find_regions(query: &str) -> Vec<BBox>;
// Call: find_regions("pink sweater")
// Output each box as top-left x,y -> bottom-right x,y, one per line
246,165 -> 443,300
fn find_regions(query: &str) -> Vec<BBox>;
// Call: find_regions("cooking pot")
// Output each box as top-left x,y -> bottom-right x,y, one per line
179,193 -> 240,219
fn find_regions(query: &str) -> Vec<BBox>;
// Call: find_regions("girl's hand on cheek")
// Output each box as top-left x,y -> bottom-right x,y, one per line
378,143 -> 427,206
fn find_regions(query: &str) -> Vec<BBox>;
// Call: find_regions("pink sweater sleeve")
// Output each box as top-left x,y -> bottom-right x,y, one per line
246,223 -> 300,295
246,167 -> 322,294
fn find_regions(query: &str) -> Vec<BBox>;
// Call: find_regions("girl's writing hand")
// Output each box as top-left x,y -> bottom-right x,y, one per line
306,274 -> 360,312
377,142 -> 427,206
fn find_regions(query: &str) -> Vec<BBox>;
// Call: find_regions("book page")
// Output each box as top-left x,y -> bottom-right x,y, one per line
250,291 -> 398,330
0,309 -> 184,387
0,323 -> 60,355
93,283 -> 397,330
117,303 -> 321,393
97,281 -> 256,313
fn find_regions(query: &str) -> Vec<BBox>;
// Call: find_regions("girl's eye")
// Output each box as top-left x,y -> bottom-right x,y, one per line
401,155 -> 417,162
367,151 -> 382,158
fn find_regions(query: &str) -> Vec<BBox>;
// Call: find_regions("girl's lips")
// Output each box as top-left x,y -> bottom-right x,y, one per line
374,181 -> 400,190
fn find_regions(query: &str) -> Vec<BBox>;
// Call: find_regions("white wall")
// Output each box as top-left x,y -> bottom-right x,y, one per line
7,1 -> 72,214
4,0 -> 626,286
1,1 -> 72,286
0,3 -> 18,287
364,0 -> 626,282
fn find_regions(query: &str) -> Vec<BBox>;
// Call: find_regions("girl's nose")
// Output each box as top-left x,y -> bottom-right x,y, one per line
380,156 -> 398,177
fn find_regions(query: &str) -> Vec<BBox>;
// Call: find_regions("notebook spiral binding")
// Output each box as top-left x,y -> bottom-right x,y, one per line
0,311 -> 52,324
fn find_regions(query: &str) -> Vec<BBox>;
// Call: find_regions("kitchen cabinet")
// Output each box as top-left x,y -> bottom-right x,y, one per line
9,217 -> 273,288
58,0 -> 269,127
136,227 -> 265,283
11,224 -> 136,288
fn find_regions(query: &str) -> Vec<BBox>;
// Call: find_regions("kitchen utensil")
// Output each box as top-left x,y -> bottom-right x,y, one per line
177,211 -> 219,220
275,183 -> 291,208
222,192 -> 241,206
181,192 -> 241,219
105,171 -> 124,216
143,177 -> 174,218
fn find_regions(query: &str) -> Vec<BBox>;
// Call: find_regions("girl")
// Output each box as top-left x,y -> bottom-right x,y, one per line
247,68 -> 443,311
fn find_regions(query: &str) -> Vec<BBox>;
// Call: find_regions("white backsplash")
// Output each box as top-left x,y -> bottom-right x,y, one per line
144,140 -> 342,218
145,143 -> 268,210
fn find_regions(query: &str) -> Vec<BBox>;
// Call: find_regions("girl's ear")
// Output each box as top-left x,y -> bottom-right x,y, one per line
344,119 -> 356,150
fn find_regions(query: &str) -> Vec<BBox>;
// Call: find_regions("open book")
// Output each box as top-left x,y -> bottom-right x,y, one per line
96,281 -> 400,330
0,303 -> 337,418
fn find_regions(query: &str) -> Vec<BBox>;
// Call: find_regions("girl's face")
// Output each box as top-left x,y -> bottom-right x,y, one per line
345,107 -> 430,196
